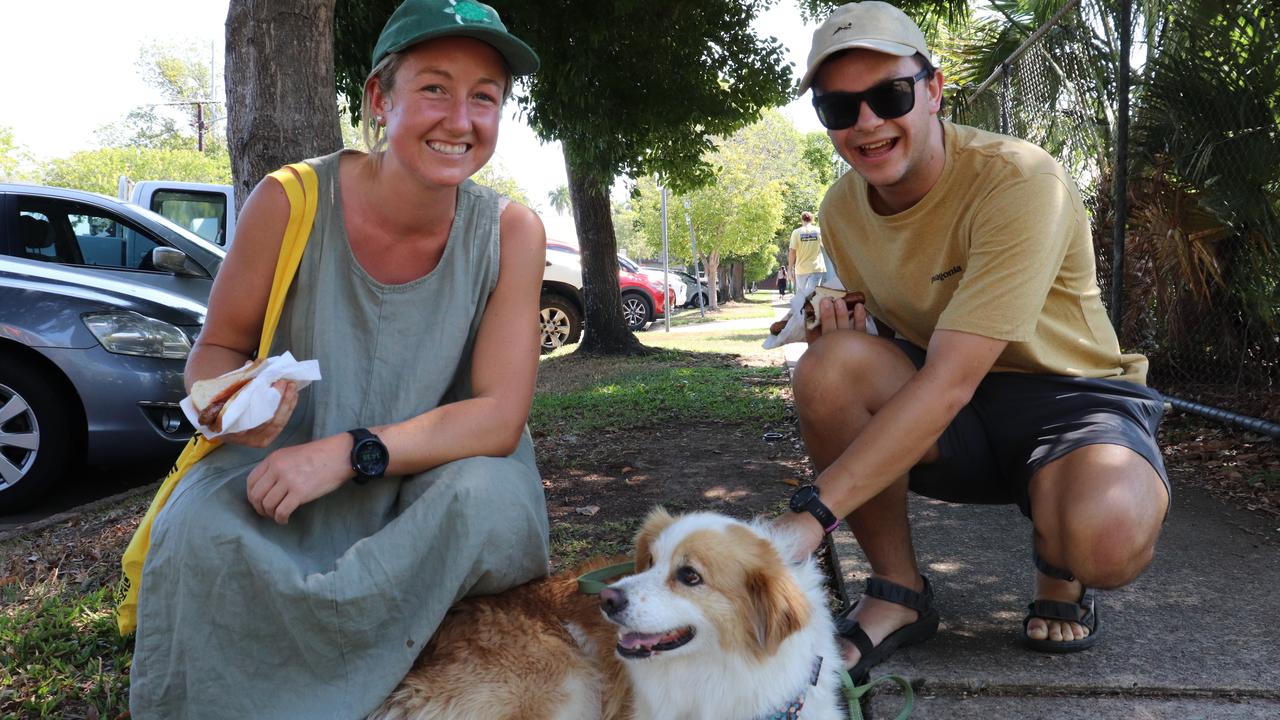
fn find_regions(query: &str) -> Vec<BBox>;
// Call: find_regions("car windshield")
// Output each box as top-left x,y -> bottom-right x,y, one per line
617,255 -> 639,272
130,205 -> 226,258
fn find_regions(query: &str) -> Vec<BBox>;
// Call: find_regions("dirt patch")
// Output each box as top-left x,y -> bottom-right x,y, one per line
535,421 -> 811,570
1,494 -> 149,594
1160,411 -> 1279,521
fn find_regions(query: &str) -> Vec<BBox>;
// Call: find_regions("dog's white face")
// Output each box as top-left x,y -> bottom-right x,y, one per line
600,509 -> 812,664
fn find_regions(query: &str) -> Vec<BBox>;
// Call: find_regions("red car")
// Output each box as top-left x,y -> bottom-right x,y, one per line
541,243 -> 673,339
616,253 -> 673,331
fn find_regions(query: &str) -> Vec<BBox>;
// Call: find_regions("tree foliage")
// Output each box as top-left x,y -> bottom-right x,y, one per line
1124,0 -> 1280,377
96,42 -> 226,153
627,110 -> 822,308
472,162 -> 531,206
547,185 -> 571,216
795,0 -> 970,34
42,147 -> 232,197
0,126 -> 32,182
34,43 -> 233,194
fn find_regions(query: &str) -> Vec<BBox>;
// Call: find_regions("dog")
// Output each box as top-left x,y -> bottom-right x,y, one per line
370,508 -> 843,720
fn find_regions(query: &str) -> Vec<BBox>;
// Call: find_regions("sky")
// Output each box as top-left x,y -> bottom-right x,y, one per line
0,0 -> 825,243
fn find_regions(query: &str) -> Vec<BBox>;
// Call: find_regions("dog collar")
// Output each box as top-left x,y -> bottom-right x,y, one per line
756,656 -> 824,720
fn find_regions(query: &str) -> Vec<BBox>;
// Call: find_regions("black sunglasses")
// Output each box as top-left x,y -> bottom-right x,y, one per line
812,68 -> 931,130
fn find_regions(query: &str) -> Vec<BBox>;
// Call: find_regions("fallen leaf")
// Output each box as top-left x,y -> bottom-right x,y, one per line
575,505 -> 600,517
780,478 -> 800,487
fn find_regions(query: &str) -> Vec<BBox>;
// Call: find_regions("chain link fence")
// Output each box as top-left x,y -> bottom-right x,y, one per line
950,0 -> 1279,433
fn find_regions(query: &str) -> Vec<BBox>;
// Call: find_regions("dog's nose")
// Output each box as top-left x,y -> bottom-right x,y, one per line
599,587 -> 628,616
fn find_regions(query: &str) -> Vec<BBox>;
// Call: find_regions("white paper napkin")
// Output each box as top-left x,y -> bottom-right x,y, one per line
180,352 -> 321,438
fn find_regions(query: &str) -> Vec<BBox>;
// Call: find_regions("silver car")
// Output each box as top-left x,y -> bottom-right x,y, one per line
0,184 -> 224,512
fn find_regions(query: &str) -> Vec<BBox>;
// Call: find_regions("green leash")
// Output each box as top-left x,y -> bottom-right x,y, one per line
840,669 -> 913,720
577,561 -> 913,719
577,561 -> 635,595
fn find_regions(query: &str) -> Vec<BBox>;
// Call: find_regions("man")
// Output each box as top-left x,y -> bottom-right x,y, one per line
788,211 -> 827,300
775,1 -> 1169,680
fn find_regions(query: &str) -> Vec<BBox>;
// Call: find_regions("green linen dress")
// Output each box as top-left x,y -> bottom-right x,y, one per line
129,151 -> 551,719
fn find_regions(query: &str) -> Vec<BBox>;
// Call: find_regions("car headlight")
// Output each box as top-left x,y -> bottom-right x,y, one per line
82,311 -> 192,360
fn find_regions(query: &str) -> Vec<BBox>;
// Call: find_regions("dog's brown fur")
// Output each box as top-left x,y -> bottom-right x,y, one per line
371,558 -> 633,720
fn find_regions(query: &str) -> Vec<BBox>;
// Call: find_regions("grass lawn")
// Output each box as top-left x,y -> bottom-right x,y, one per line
663,290 -> 779,328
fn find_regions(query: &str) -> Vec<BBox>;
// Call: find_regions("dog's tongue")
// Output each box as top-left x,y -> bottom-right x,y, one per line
618,632 -> 668,650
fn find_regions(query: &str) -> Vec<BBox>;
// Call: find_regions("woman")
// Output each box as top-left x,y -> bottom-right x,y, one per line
129,2 -> 549,717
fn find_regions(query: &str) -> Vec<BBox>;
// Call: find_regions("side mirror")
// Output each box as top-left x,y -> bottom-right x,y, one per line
150,247 -> 207,277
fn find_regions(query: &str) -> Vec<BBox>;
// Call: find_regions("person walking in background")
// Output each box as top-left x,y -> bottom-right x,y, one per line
129,1 -> 551,717
777,265 -> 789,296
788,210 -> 827,300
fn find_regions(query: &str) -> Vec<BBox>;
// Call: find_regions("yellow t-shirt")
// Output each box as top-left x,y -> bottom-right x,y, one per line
789,223 -> 826,275
819,121 -> 1147,384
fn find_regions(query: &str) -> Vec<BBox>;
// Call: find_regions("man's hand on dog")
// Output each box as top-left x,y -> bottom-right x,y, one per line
805,295 -> 869,343
773,510 -> 828,564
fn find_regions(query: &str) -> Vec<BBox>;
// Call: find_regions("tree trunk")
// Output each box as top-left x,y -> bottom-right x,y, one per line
563,153 -> 648,355
731,262 -> 745,302
702,250 -> 722,312
226,0 -> 342,208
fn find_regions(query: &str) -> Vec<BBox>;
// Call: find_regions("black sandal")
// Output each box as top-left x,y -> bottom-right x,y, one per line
837,575 -> 940,682
1024,550 -> 1099,653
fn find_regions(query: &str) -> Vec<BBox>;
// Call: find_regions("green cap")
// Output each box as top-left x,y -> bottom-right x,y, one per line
371,0 -> 539,75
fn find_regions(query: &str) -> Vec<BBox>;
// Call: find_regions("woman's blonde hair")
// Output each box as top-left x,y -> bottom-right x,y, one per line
360,52 -> 408,158
359,46 -> 513,163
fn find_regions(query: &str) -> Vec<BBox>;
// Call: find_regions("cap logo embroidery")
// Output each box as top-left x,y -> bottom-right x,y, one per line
832,22 -> 853,35
446,0 -> 492,24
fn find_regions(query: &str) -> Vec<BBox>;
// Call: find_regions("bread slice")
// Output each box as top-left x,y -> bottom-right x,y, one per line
190,359 -> 265,432
802,287 -> 866,330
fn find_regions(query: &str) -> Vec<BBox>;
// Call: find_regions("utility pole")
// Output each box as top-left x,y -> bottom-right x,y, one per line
684,200 -> 705,319
195,102 -> 206,152
659,179 -> 671,332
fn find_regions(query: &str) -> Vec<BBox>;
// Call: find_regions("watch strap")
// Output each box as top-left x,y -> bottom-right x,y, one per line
793,486 -> 840,534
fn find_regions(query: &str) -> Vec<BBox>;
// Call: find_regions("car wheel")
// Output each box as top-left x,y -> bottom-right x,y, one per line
540,293 -> 583,353
0,354 -> 76,512
621,291 -> 653,331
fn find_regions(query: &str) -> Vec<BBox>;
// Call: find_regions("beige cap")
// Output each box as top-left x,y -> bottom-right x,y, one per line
797,1 -> 930,96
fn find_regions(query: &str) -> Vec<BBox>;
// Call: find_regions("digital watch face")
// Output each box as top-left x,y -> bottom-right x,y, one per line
355,439 -> 388,475
790,485 -> 816,512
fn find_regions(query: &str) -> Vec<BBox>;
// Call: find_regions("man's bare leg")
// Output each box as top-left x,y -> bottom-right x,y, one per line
1026,443 -> 1168,644
792,332 -> 942,667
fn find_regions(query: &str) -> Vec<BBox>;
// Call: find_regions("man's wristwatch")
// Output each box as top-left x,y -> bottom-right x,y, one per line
788,485 -> 839,534
347,428 -> 389,484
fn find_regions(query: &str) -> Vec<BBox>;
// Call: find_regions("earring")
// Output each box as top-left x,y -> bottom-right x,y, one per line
376,115 -> 384,126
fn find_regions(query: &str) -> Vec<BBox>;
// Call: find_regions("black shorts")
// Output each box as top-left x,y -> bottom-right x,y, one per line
894,340 -> 1170,518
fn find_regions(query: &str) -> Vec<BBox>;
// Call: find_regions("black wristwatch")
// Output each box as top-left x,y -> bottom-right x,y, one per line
347,428 -> 389,484
789,485 -> 839,534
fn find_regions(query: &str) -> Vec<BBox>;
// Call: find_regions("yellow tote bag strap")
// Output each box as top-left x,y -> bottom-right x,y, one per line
260,161 -> 318,357
115,161 -> 319,636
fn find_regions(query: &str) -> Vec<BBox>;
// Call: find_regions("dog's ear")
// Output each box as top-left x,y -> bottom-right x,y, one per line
634,507 -> 674,572
742,533 -> 811,657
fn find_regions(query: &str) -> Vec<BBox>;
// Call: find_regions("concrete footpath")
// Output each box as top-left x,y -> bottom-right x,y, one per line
765,297 -> 1280,718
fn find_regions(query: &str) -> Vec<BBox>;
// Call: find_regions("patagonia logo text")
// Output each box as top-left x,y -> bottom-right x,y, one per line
931,265 -> 962,283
